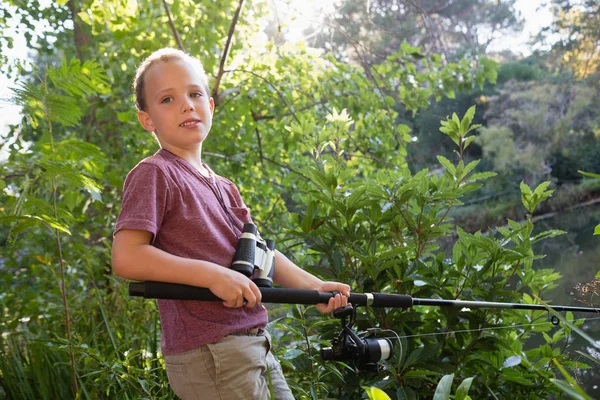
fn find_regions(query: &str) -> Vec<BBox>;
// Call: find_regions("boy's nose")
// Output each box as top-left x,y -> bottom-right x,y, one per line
181,99 -> 195,112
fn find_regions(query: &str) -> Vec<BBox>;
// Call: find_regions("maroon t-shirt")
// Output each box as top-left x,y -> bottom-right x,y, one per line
114,149 -> 267,355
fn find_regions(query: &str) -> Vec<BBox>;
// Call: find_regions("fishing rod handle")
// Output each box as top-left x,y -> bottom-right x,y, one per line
128,281 -> 414,308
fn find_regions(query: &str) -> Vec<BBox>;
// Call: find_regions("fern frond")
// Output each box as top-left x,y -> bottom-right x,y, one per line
17,196 -> 75,226
13,175 -> 35,216
49,58 -> 110,97
10,81 -> 46,128
38,159 -> 103,194
34,213 -> 72,234
54,139 -> 106,162
1,214 -> 72,238
80,59 -> 110,94
11,81 -> 84,127
53,140 -> 107,178
46,92 -> 82,127
1,215 -> 45,247
11,59 -> 109,128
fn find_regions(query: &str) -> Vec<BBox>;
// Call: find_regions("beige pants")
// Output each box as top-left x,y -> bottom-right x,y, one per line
164,330 -> 295,400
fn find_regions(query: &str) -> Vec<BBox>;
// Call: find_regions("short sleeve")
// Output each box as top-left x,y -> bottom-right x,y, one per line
114,163 -> 171,243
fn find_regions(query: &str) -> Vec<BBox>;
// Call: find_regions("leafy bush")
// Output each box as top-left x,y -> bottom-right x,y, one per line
270,107 -> 590,399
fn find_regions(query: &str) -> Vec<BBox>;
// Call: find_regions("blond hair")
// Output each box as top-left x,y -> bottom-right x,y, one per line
133,48 -> 210,111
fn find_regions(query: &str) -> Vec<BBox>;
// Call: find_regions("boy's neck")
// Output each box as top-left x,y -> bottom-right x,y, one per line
163,146 -> 210,177
186,154 -> 211,178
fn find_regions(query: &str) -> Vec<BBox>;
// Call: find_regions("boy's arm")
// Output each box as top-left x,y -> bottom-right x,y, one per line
112,229 -> 262,308
272,250 -> 350,313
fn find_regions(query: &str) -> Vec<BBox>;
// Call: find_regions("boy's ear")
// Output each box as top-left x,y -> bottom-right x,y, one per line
137,111 -> 155,133
209,97 -> 215,115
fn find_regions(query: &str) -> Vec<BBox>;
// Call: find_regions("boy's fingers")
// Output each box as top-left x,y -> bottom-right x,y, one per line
328,294 -> 342,312
246,295 -> 257,308
223,300 -> 236,308
223,292 -> 247,308
252,283 -> 262,304
242,288 -> 255,308
243,284 -> 261,308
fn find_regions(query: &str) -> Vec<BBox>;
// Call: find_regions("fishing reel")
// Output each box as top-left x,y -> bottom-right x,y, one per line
320,305 -> 392,371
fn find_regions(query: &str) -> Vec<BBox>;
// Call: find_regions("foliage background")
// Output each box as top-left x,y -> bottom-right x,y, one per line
1,0 -> 599,399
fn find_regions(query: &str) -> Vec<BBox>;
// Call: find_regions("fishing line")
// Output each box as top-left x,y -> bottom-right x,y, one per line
378,329 -> 403,371
380,316 -> 600,341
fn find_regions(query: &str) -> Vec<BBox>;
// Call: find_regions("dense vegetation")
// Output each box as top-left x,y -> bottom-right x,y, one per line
1,0 -> 599,399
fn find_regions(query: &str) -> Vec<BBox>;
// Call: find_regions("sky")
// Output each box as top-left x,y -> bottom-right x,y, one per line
490,0 -> 555,54
0,0 -> 555,141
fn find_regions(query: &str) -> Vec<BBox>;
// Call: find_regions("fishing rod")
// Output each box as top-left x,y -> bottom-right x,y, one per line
128,281 -> 598,314
128,224 -> 598,314
129,281 -> 598,371
128,224 -> 599,370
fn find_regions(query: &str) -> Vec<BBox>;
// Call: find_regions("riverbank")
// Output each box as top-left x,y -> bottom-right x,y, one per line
451,180 -> 600,233
452,194 -> 600,394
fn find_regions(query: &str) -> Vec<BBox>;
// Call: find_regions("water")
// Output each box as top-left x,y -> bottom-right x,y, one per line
533,203 -> 600,395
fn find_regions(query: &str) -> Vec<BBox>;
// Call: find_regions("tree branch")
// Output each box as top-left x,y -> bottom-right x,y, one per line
161,0 -> 186,51
251,99 -> 329,121
67,0 -> 91,59
223,68 -> 301,123
203,147 -> 312,183
263,156 -> 312,183
255,127 -> 265,165
401,0 -> 449,56
212,0 -> 246,101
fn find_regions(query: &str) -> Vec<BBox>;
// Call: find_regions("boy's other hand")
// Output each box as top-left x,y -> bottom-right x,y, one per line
313,281 -> 351,314
209,268 -> 262,308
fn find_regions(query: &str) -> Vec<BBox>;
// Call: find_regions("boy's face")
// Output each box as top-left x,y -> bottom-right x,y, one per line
137,59 -> 214,154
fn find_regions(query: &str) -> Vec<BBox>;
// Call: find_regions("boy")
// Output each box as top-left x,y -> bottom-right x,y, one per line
111,48 -> 350,400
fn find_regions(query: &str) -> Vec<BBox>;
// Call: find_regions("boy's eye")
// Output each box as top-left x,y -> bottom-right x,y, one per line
190,92 -> 202,98
161,97 -> 173,104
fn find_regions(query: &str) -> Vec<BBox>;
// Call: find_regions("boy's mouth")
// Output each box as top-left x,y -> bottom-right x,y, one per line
180,119 -> 201,127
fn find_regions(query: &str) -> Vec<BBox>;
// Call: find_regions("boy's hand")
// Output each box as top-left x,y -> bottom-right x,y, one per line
209,268 -> 262,308
313,281 -> 351,314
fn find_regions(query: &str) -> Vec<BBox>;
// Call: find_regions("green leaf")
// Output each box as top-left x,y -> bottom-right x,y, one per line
396,387 -> 417,400
520,181 -> 533,211
460,106 -> 476,135
594,224 -> 600,235
533,181 -> 551,196
364,387 -> 392,400
502,370 -> 534,386
433,374 -> 454,400
455,377 -> 474,400
542,332 -> 552,343
437,155 -> 456,175
403,370 -> 439,378
462,160 -> 480,178
466,171 -> 496,182
520,181 -> 532,197
280,349 -> 303,360
462,135 -> 476,150
578,170 -> 600,179
451,113 -> 461,128
550,380 -> 592,400
533,230 -> 566,242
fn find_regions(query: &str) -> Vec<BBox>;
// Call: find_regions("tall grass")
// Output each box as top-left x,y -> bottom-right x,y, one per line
0,270 -> 175,399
